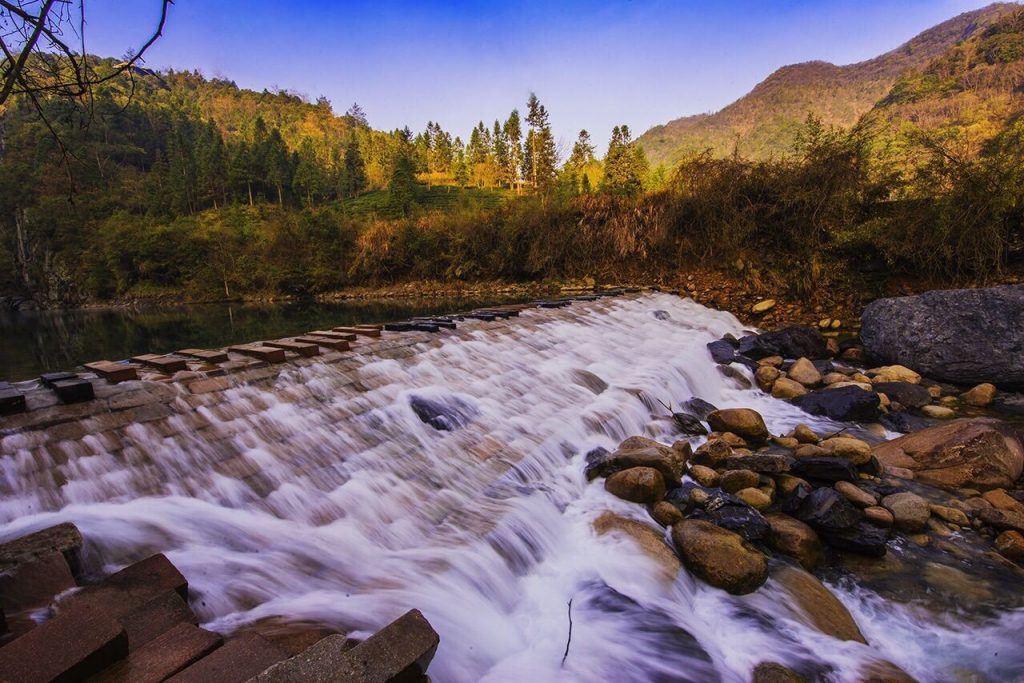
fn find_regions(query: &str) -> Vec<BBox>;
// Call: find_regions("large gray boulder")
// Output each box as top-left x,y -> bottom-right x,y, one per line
860,285 -> 1024,388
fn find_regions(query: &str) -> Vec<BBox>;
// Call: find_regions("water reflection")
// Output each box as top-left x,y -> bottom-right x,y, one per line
0,297 -> 527,381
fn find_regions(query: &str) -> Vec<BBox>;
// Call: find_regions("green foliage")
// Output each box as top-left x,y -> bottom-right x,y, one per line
601,125 -> 649,198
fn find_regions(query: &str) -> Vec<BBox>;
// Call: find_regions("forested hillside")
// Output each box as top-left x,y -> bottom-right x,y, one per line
638,2 -> 1019,164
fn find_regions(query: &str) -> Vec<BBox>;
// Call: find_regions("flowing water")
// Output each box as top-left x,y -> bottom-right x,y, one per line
1,293 -> 1022,682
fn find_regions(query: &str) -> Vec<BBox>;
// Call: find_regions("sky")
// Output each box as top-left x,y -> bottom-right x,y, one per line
83,0 -> 1000,152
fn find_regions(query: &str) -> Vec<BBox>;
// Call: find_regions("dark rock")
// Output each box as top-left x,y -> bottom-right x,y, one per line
791,457 -> 859,483
40,371 -> 78,387
796,487 -> 863,532
879,411 -> 931,434
860,285 -> 1024,389
92,623 -> 222,683
721,453 -> 792,474
707,340 -> 737,364
681,397 -> 718,420
872,382 -> 932,409
780,483 -> 812,515
652,309 -> 671,320
692,494 -> 770,541
409,394 -> 478,431
738,326 -> 828,361
792,386 -> 881,422
583,447 -> 611,480
671,412 -> 708,436
585,437 -> 686,487
53,378 -> 95,404
818,522 -> 889,557
0,383 -> 26,415
752,662 -> 807,683
166,633 -> 287,683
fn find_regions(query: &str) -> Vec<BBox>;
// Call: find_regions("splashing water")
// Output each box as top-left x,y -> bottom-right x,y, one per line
1,293 -> 1021,682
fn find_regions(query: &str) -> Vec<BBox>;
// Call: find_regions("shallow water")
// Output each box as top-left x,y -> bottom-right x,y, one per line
1,293 -> 1021,682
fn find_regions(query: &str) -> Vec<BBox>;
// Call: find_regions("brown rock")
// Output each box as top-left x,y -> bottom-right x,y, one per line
792,424 -> 820,444
928,504 -> 969,526
691,438 -> 733,467
788,358 -> 822,387
737,487 -> 772,510
775,474 -> 811,497
994,530 -> 1024,562
688,464 -> 719,487
882,492 -> 931,532
857,660 -> 919,683
752,662 -> 807,683
981,488 -> 1024,515
721,469 -> 760,493
864,506 -> 894,527
772,377 -> 808,399
671,520 -> 768,595
835,481 -> 878,508
961,383 -> 997,407
707,408 -> 769,443
794,444 -> 829,459
772,436 -> 800,449
773,565 -> 866,643
765,513 -> 824,569
756,366 -> 781,392
821,437 -> 872,465
822,372 -> 848,385
758,356 -> 784,368
651,501 -> 684,527
872,418 -> 1024,490
921,405 -> 956,419
593,436 -> 687,487
605,467 -> 666,504
978,507 -> 1024,534
594,512 -> 681,581
869,365 -> 921,384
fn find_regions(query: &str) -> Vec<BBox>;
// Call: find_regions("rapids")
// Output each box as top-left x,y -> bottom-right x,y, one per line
1,293 -> 1021,682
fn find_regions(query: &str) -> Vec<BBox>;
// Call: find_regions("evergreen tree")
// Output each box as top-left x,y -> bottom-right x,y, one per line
263,128 -> 291,205
601,125 -> 648,197
338,134 -> 368,198
492,120 -> 509,187
293,137 -> 325,206
197,124 -> 227,208
503,109 -> 523,192
389,152 -> 418,215
228,140 -> 256,205
525,93 -> 557,191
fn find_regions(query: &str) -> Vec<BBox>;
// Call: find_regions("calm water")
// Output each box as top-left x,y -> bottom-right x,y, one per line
0,296 -> 529,382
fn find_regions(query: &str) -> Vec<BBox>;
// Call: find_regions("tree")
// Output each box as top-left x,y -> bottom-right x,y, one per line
389,152 -> 418,215
525,93 -> 556,191
452,137 -> 469,187
338,134 -> 368,198
503,109 -> 523,193
292,137 -> 325,206
343,102 -> 369,129
228,140 -> 256,205
601,125 -> 648,197
565,129 -> 596,193
263,128 -> 291,205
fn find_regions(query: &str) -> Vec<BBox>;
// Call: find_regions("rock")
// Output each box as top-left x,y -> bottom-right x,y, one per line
928,504 -> 969,526
868,365 -> 921,385
756,366 -> 781,392
872,382 -> 932,409
706,340 -> 736,364
671,520 -> 768,595
872,418 -> 1024,490
409,394 -> 479,431
981,489 -> 1024,514
796,487 -> 862,531
583,447 -> 612,480
775,474 -> 811,497
773,565 -> 867,643
651,501 -> 684,527
752,299 -> 777,314
792,424 -> 820,444
594,512 -> 681,580
857,660 -> 920,683
707,408 -> 769,442
765,513 -> 824,569
923,562 -> 993,602
792,386 -> 881,423
822,521 -> 889,556
752,662 -> 807,683
788,358 -> 823,387
739,326 -> 829,361
794,444 -> 829,458
861,285 -> 1024,388
681,397 -> 718,420
994,530 -> 1024,562
587,437 -> 687,487
835,481 -> 878,508
978,508 -> 1024,533
720,469 -> 760,493
791,457 -> 859,483
737,487 -> 772,510
921,405 -> 956,419
822,372 -> 848,385
691,438 -> 732,467
759,356 -> 784,368
688,464 -> 719,487
605,467 -> 666,504
881,492 -> 931,532
694,497 -> 771,541
772,377 -> 808,399
772,436 -> 800,449
721,453 -> 792,474
879,411 -> 931,434
671,413 -> 708,436
864,506 -> 894,527
820,437 -> 872,465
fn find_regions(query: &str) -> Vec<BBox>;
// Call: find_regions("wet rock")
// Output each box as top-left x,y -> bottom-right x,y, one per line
978,507 -> 1024,534
792,386 -> 881,423
881,492 -> 931,532
691,438 -> 733,467
756,366 -> 781,392
928,504 -> 969,526
773,565 -> 867,643
878,411 -> 931,434
788,358 -> 822,387
759,356 -> 784,368
871,382 -> 932,409
820,437 -> 872,465
651,501 -> 684,527
835,481 -> 878,508
981,488 -> 1024,514
772,436 -> 800,450
961,383 -> 998,407
409,394 -> 478,431
583,447 -> 612,480
681,397 -> 718,420
671,520 -> 768,595
737,487 -> 772,511
772,377 -> 808,399
722,453 -> 792,474
921,405 -> 955,419
707,339 -> 738,364
856,660 -> 919,683
765,513 -> 824,569
796,487 -> 862,531
594,512 -> 681,581
587,437 -> 687,487
860,284 -> 1024,388
775,474 -> 811,497
688,464 -> 719,487
864,506 -> 894,527
994,530 -> 1024,562
738,326 -> 828,361
820,522 -> 889,556
791,457 -> 859,483
872,418 -> 1024,490
752,299 -> 777,314
923,562 -> 993,602
794,444 -> 829,458
707,408 -> 769,442
868,365 -> 922,385
605,467 -> 666,504
720,469 -> 760,493
671,412 -> 708,436
792,424 -> 820,444
693,496 -> 770,541
752,662 -> 807,683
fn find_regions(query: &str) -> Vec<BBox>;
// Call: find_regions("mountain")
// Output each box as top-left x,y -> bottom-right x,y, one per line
638,3 -> 1021,165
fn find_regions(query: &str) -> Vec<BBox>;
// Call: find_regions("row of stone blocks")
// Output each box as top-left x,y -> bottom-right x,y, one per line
0,524 -> 439,682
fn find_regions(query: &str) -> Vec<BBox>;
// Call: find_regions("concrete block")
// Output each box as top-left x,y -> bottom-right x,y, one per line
168,633 -> 287,683
91,622 -> 222,683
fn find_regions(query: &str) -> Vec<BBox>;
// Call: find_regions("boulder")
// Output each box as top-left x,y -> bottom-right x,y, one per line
791,457 -> 859,483
772,377 -> 808,399
821,521 -> 889,556
765,513 -> 824,569
773,565 -> 867,643
994,530 -> 1024,562
737,488 -> 772,510
707,340 -> 738,364
671,520 -> 768,595
691,438 -> 733,467
587,437 -> 687,487
720,469 -> 760,493
881,492 -> 931,533
707,408 -> 769,442
752,662 -> 807,683
820,437 -> 872,465
796,487 -> 862,532
788,358 -> 823,387
593,512 -> 681,581
961,383 -> 997,407
872,418 -> 1024,490
605,467 -> 666,504
739,326 -> 829,361
792,386 -> 881,423
860,285 -> 1024,388
872,382 -> 932,410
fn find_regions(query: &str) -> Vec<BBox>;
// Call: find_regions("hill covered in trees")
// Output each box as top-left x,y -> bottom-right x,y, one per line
638,2 -> 1020,164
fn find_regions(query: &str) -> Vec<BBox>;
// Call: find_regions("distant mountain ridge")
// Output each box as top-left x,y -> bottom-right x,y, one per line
639,2 -> 1022,164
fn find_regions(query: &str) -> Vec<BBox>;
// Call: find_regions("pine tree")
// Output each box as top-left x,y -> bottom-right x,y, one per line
338,134 -> 368,198
197,124 -> 227,209
228,140 -> 256,205
601,125 -> 648,197
293,137 -> 325,206
389,152 -> 418,215
503,110 -> 523,193
263,128 -> 291,205
525,93 -> 556,191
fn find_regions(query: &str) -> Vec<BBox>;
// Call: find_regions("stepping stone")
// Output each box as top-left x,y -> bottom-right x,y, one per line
0,382 -> 26,415
250,609 -> 439,683
412,317 -> 457,329
85,361 -> 139,383
572,295 -> 600,301
91,622 -> 222,683
227,345 -> 286,363
464,313 -> 497,321
0,522 -> 83,573
331,326 -> 381,338
0,606 -> 127,683
263,340 -> 320,358
308,330 -> 356,342
62,554 -> 188,623
40,371 -> 78,387
131,354 -> 189,373
293,336 -> 350,352
53,378 -> 95,404
178,349 -> 230,364
117,590 -> 199,651
354,323 -> 384,331
167,633 -> 287,683
0,552 -> 75,638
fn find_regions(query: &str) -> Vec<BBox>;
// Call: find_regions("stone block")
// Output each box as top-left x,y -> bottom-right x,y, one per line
178,348 -> 230,364
53,378 -> 96,404
263,340 -> 320,358
332,326 -> 381,338
308,330 -> 356,341
84,361 -> 140,383
294,336 -> 350,351
39,371 -> 78,387
131,354 -> 189,373
228,345 -> 287,363
91,622 -> 222,683
0,522 -> 83,573
62,554 -> 188,623
0,382 -> 27,415
117,590 -> 199,650
168,633 -> 287,683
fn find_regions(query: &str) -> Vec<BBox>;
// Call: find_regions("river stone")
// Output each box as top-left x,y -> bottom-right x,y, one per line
736,487 -> 772,511
788,358 -> 822,387
738,326 -> 829,361
756,366 -> 781,392
822,521 -> 889,556
860,285 -> 1024,388
752,662 -> 807,683
929,504 -> 969,526
772,377 -> 807,399
688,464 -> 719,487
693,499 -> 770,541
981,488 -> 1024,514
720,469 -> 760,493
605,467 -> 666,505
671,520 -> 768,595
792,386 -> 881,423
587,437 -> 686,487
671,412 -> 708,436
994,530 -> 1024,561
707,340 -> 738,364
651,501 -> 684,527
835,481 -> 878,508
721,453 -> 792,474
872,418 -> 1024,490
773,565 -> 867,643
792,424 -> 820,444
961,383 -> 997,407
881,492 -> 930,532
796,487 -> 862,531
872,382 -> 932,410
978,507 -> 1024,533
868,365 -> 922,385
921,405 -> 956,419
681,397 -> 718,420
409,394 -> 478,431
765,512 -> 824,569
707,408 -> 769,442
691,438 -> 732,467
879,411 -> 932,435
791,457 -> 859,483
593,512 -> 681,581
820,437 -> 872,465
864,506 -> 894,527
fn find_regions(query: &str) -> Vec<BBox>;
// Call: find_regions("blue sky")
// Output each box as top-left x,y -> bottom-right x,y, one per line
85,0 -> 998,153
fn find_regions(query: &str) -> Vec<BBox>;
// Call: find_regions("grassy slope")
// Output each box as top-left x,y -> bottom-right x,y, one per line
638,3 -> 1019,164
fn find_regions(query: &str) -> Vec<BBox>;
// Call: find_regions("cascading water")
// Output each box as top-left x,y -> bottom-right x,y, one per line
1,293 -> 1022,682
